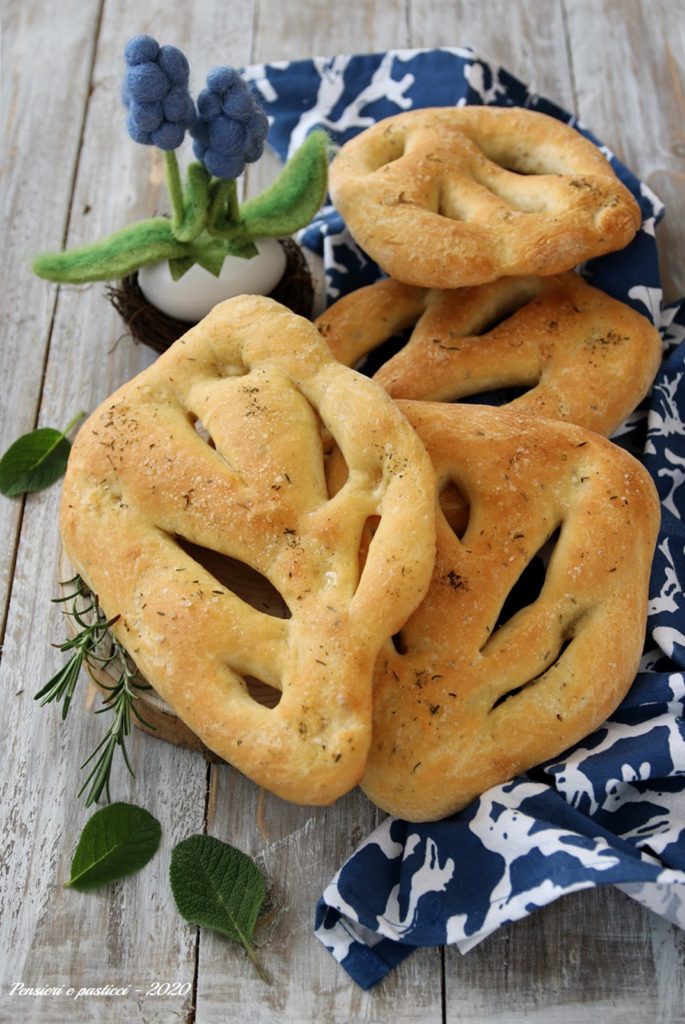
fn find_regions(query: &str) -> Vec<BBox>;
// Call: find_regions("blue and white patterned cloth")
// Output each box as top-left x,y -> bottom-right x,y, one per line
246,48 -> 685,990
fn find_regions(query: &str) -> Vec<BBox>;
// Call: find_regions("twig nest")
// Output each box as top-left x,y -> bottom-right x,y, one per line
137,237 -> 287,321
107,238 -> 315,354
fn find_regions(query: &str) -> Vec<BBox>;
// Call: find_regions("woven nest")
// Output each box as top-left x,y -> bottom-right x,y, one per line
106,237 -> 314,355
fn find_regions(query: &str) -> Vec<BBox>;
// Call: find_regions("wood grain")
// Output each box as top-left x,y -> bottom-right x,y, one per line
1,1 -> 683,1022
564,0 -> 685,300
409,0 -> 574,108
445,886 -> 685,1023
198,776 -> 444,1024
0,0 -> 102,636
0,2 -> 253,1022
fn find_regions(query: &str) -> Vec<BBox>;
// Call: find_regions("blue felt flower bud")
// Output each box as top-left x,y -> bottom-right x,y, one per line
126,63 -> 169,103
163,86 -> 195,124
206,67 -> 241,94
203,150 -> 246,180
157,45 -> 190,85
130,100 -> 163,133
190,66 -> 269,179
151,121 -> 186,150
122,35 -> 196,150
126,112 -> 153,146
243,111 -> 269,162
221,89 -> 254,123
209,117 -> 245,151
124,35 -> 160,66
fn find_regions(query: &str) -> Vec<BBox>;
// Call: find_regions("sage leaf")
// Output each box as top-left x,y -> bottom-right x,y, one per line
170,834 -> 269,982
65,802 -> 161,891
0,411 -> 85,497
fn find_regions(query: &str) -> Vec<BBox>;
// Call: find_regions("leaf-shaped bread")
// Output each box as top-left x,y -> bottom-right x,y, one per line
60,297 -> 436,805
358,402 -> 660,822
316,272 -> 662,438
329,107 -> 640,288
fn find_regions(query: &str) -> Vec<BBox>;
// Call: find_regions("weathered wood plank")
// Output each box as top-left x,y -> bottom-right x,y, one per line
564,0 -> 685,299
252,0 -> 411,62
197,776 -> 443,1024
0,2 -> 256,1021
444,887 -> 685,1023
2,2 -> 684,1022
0,0 -> 102,633
409,0 -> 574,108
244,0 -> 412,201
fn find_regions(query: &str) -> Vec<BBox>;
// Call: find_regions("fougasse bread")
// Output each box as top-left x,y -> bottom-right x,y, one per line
329,106 -> 641,288
354,402 -> 660,822
316,271 -> 663,437
60,296 -> 437,806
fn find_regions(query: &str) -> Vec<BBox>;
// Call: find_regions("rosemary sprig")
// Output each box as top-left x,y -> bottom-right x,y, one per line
36,575 -> 154,806
36,576 -> 117,718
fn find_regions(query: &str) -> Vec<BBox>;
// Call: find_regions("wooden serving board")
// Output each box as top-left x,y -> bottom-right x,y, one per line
57,545 -> 283,762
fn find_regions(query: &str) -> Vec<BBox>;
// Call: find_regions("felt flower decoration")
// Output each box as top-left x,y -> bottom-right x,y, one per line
191,67 -> 269,179
123,34 -> 196,150
33,37 -> 329,286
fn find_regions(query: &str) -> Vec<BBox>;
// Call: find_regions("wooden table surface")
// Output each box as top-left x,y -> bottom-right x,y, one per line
1,1 -> 684,1022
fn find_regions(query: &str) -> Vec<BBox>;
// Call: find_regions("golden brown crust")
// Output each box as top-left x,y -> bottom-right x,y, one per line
60,296 -> 437,806
329,107 -> 641,288
359,402 -> 660,821
316,272 -> 662,437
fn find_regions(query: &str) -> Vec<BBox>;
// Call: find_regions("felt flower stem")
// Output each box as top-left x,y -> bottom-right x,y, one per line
207,178 -> 240,235
204,178 -> 258,258
203,130 -> 329,255
163,156 -> 212,243
175,162 -> 212,243
164,150 -> 186,233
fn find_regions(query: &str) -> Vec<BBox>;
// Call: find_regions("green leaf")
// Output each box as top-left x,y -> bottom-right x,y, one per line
194,251 -> 226,276
32,218 -> 192,284
65,803 -> 161,891
240,129 -> 330,239
168,235 -> 259,282
224,239 -> 259,261
167,254 -> 197,282
170,834 -> 269,981
0,411 -> 85,497
168,239 -> 229,281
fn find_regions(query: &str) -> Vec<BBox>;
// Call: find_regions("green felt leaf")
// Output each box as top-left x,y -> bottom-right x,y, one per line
169,235 -> 259,281
65,803 -> 161,891
0,412 -> 85,497
240,129 -> 330,239
168,255 -> 197,282
170,834 -> 269,981
224,239 -> 259,260
194,244 -> 230,277
32,219 -> 191,284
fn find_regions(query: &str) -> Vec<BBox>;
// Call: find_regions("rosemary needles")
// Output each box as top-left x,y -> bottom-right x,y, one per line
35,575 -> 153,806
